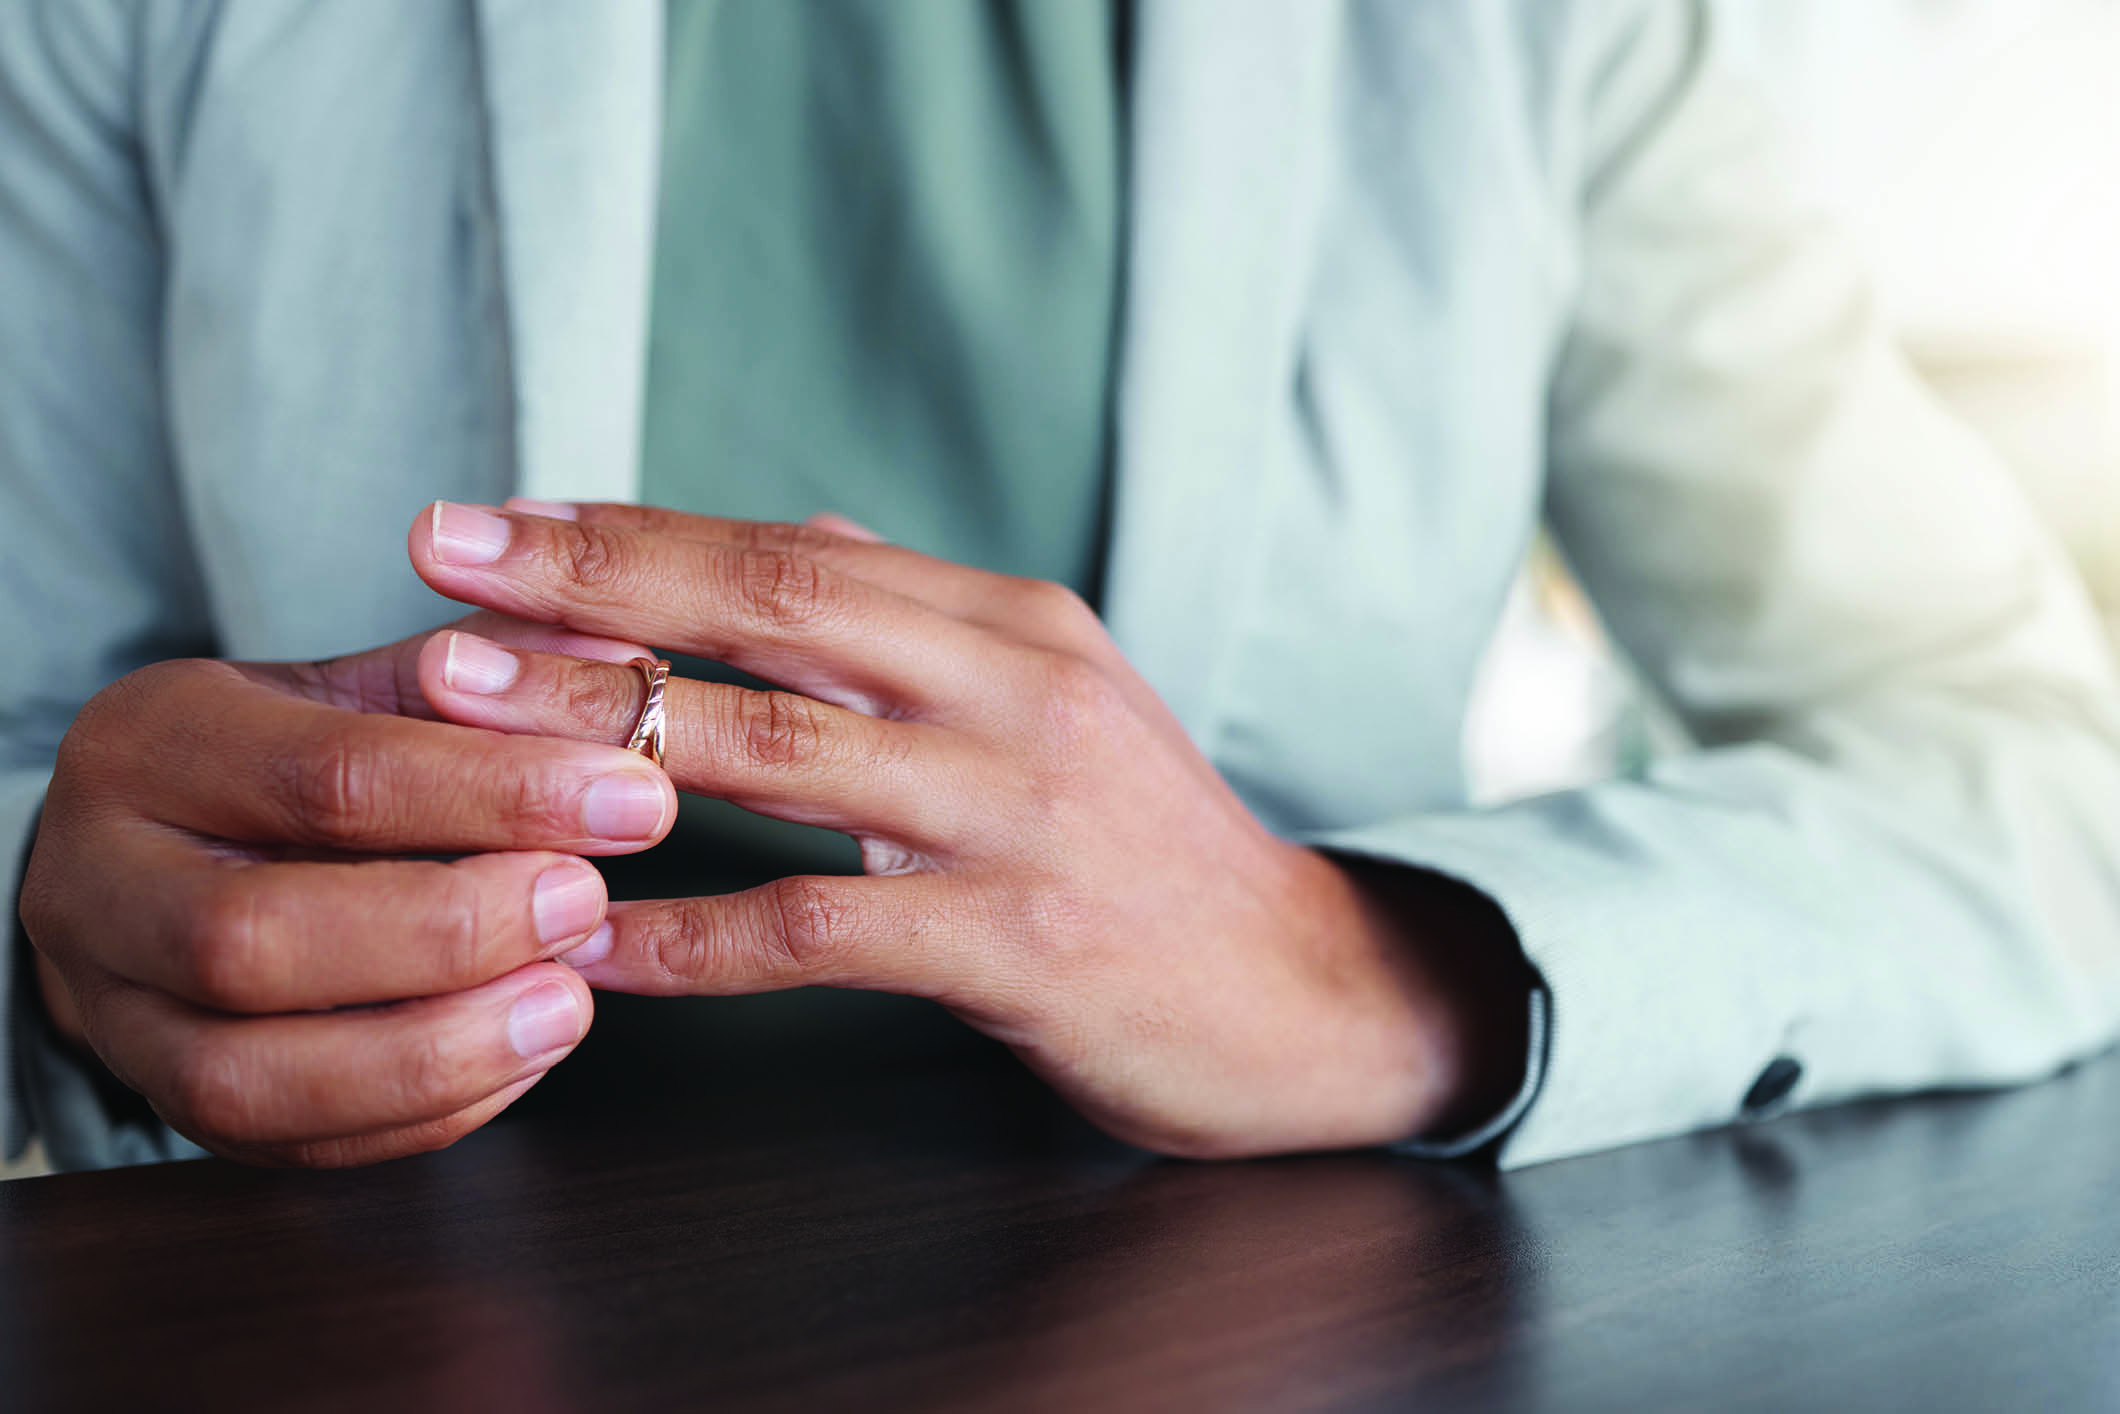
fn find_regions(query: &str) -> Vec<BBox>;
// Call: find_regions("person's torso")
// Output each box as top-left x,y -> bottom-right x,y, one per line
631,0 -> 1127,893
132,0 -> 1582,840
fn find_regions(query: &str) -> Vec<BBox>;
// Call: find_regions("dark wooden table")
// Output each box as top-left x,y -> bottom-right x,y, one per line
3,992 -> 2116,1413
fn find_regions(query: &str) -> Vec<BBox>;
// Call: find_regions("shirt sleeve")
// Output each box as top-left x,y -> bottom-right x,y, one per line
1311,0 -> 2120,1169
1,0 -> 215,1170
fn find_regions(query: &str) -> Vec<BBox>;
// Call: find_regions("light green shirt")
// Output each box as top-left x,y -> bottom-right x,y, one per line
627,0 -> 1128,893
17,1 -> 2116,1176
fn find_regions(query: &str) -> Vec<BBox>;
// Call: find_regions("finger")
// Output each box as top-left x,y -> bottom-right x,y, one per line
277,1070 -> 545,1169
516,501 -> 1109,655
410,502 -> 1006,718
418,632 -> 970,847
62,823 -> 609,1012
269,1072 -> 546,1170
84,962 -> 592,1153
524,506 -> 1177,730
253,610 -> 650,720
571,877 -> 1014,1016
104,659 -> 674,855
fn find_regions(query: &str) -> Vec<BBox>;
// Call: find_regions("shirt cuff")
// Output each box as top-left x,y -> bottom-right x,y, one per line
1390,984 -> 1550,1160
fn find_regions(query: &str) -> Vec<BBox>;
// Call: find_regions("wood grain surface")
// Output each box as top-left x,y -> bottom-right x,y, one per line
2,993 -> 2115,1413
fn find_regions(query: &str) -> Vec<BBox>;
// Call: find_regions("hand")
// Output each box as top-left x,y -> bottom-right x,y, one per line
18,614 -> 677,1166
408,502 -> 1528,1158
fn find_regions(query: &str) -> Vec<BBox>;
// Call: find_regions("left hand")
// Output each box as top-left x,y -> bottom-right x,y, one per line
407,500 -> 1525,1157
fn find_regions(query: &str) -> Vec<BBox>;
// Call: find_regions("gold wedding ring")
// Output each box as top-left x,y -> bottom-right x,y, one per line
624,656 -> 670,768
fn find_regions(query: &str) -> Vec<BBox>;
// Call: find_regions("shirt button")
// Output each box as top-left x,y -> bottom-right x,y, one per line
1741,1056 -> 1803,1114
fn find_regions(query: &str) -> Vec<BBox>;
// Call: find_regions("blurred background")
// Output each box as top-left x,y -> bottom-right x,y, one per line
1466,0 -> 2120,804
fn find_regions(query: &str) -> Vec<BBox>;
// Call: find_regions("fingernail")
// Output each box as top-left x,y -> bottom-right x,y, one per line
532,864 -> 604,945
507,982 -> 583,1059
442,633 -> 521,695
505,497 -> 580,521
561,922 -> 614,969
430,501 -> 511,565
583,774 -> 668,841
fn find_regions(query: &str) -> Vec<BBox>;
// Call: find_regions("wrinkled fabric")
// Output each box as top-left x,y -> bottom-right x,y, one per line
2,0 -> 2117,1173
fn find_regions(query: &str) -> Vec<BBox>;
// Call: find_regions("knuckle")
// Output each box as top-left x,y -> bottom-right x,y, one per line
170,1039 -> 256,1144
467,756 -> 575,839
57,667 -> 170,792
98,658 -> 189,719
565,659 -> 647,735
57,660 -> 247,820
763,876 -> 855,975
52,697 -> 114,784
276,727 -> 388,843
731,547 -> 833,629
1019,579 -> 1101,640
1018,875 -> 1099,968
644,907 -> 720,988
737,691 -> 826,770
739,520 -> 840,559
1031,652 -> 1121,753
425,863 -> 490,981
181,879 -> 271,1011
559,522 -> 629,593
391,1026 -> 475,1117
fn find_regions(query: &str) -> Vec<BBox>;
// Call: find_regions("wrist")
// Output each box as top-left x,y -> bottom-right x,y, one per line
1303,847 -> 1532,1145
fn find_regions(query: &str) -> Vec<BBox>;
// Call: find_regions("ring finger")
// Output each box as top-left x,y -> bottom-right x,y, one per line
417,631 -> 976,851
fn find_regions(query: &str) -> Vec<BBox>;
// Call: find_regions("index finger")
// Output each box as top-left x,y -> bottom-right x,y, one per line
408,502 -> 1004,718
511,500 -> 1109,651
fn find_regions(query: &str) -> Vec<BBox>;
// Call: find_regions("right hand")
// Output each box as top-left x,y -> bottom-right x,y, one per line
17,613 -> 676,1167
